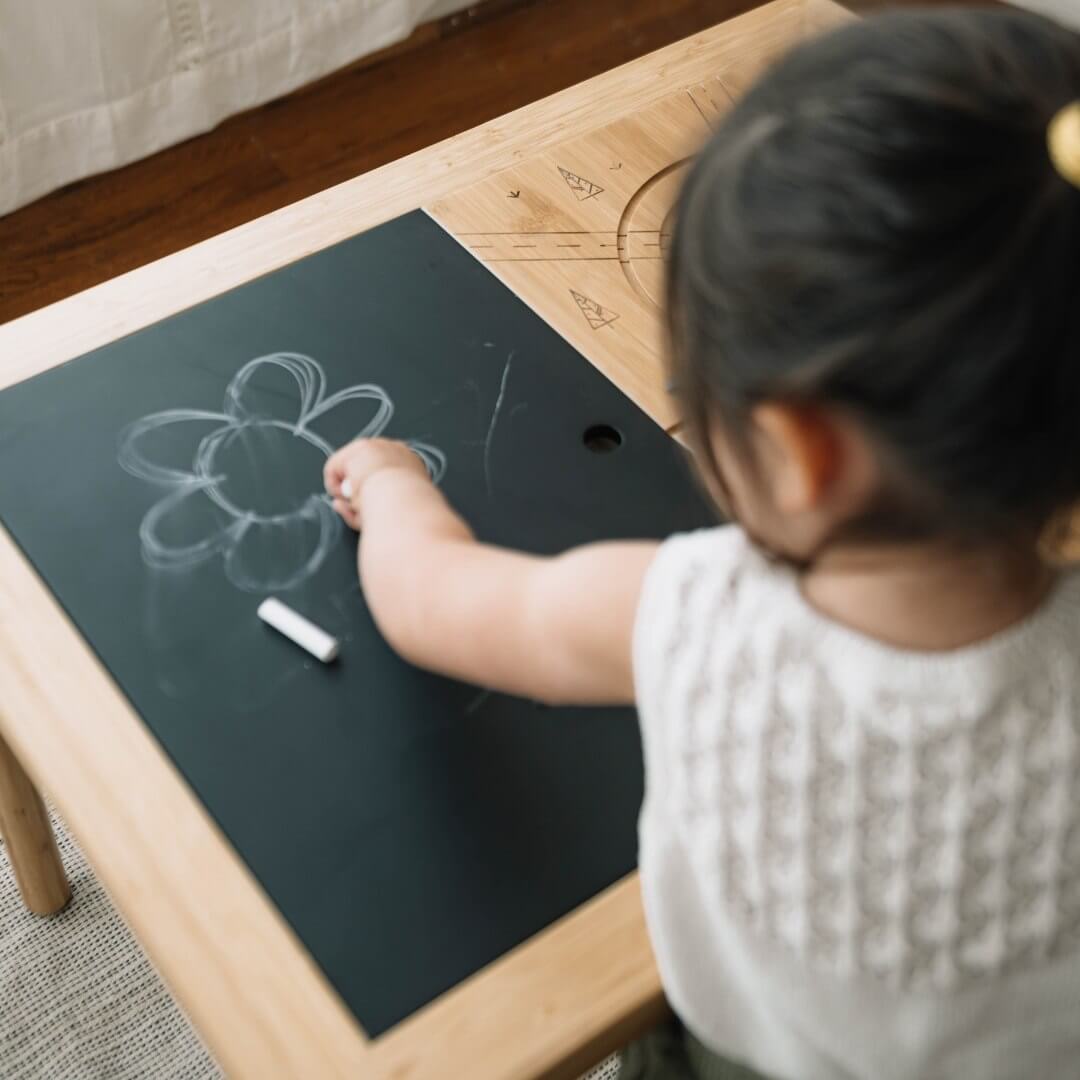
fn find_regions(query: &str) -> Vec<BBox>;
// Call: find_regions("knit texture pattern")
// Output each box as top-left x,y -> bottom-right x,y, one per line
636,527 -> 1080,993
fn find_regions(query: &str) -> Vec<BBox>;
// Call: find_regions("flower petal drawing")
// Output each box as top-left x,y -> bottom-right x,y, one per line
226,352 -> 327,424
301,383 -> 395,446
139,481 -> 243,570
121,352 -> 448,593
407,441 -> 448,484
118,410 -> 231,485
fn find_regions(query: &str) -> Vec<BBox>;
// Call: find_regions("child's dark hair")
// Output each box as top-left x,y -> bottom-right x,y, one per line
668,6 -> 1080,542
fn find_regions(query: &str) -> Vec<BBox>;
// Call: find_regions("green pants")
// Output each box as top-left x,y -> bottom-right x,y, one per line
619,1020 -> 770,1080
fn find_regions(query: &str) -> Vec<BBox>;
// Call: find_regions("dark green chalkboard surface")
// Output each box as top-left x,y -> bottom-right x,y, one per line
0,211 -> 712,1036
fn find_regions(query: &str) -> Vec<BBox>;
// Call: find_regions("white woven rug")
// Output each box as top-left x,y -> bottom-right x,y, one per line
0,808 -> 620,1079
0,808 -> 219,1078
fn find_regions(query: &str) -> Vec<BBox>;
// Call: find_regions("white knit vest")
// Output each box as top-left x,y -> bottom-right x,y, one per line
634,527 -> 1080,1080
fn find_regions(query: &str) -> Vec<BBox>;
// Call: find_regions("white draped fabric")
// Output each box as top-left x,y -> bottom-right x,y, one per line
0,0 -> 470,215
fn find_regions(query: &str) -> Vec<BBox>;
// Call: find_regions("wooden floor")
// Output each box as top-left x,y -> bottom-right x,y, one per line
0,0 -> 768,326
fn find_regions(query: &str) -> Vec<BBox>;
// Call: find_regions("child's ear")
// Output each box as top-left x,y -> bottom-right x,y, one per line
750,402 -> 840,514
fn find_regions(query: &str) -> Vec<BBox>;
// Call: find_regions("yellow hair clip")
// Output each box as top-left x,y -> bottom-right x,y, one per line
1048,102 -> 1080,189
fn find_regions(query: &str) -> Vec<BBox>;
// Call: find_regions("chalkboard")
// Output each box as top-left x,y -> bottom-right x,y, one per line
0,211 -> 713,1036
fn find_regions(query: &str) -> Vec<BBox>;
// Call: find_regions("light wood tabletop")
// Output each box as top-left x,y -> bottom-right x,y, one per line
0,2 -> 847,1077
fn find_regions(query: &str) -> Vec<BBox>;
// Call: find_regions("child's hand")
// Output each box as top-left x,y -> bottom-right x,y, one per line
324,438 -> 431,530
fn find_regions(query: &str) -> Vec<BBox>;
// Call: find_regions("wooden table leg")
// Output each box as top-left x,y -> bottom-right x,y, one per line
0,729 -> 71,915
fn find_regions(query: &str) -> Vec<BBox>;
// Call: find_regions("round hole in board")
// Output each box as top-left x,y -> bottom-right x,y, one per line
583,424 -> 624,454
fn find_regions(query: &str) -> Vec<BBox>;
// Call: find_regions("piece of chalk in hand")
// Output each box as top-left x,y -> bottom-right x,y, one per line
257,598 -> 339,663
341,478 -> 353,499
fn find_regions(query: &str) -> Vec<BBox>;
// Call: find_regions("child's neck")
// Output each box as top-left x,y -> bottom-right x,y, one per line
800,538 -> 1056,652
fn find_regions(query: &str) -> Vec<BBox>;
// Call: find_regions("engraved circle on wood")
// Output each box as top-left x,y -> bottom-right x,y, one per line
617,160 -> 691,312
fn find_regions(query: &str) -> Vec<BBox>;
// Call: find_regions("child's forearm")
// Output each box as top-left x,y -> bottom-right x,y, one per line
344,453 -> 652,705
356,469 -> 483,667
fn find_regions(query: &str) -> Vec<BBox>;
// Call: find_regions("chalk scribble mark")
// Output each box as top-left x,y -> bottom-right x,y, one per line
483,352 -> 514,498
465,690 -> 492,716
119,352 -> 447,593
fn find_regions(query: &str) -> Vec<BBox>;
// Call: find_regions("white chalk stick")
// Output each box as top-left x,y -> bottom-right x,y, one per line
257,598 -> 339,663
341,478 -> 354,499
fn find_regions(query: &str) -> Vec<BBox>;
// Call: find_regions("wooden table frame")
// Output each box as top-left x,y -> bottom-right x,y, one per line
0,3 -> 843,1076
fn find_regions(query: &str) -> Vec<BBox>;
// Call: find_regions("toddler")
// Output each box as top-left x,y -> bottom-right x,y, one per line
326,7 -> 1080,1078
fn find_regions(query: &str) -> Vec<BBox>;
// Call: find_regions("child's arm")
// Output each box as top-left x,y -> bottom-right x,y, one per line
325,439 -> 656,706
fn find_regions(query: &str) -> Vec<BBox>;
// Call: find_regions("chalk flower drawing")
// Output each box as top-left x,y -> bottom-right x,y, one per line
118,352 -> 446,592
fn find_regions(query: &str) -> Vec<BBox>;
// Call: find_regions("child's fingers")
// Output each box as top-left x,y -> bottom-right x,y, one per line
332,496 -> 358,527
332,497 -> 361,531
324,452 -> 348,497
324,438 -> 374,496
325,437 -> 422,502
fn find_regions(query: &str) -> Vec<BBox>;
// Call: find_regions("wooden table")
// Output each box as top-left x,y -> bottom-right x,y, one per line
0,2 -> 845,1076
